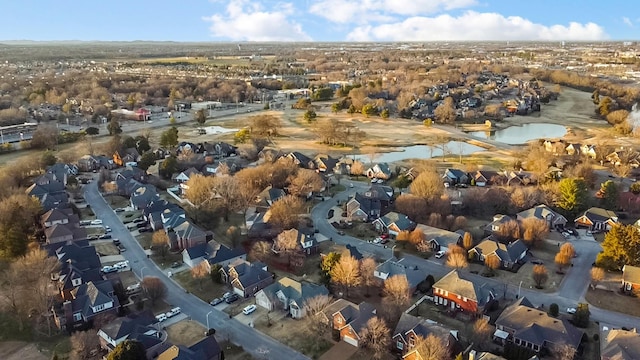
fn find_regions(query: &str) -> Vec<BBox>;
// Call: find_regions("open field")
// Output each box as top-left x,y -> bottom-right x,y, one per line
166,320 -> 206,346
92,240 -> 120,256
172,270 -> 227,304
585,270 -> 640,317
0,342 -> 48,360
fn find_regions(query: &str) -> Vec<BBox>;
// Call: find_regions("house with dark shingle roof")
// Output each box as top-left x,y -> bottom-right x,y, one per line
517,204 -> 567,229
130,185 -> 160,210
255,186 -> 286,210
415,224 -> 463,252
373,211 -> 416,236
495,297 -> 584,354
182,240 -> 246,269
393,313 -> 461,358
332,301 -> 377,347
622,265 -> 640,294
474,170 -> 501,187
255,277 -> 328,319
166,218 -> 209,251
220,258 -> 273,298
366,162 -> 392,180
54,280 -> 119,331
97,310 -> 163,356
346,192 -> 382,222
314,154 -> 339,173
285,151 -> 315,169
484,214 -> 514,236
432,270 -> 496,314
443,168 -> 469,185
41,208 -> 75,228
575,207 -> 618,231
374,257 -> 425,293
156,336 -> 222,360
600,326 -> 640,360
469,238 -> 528,270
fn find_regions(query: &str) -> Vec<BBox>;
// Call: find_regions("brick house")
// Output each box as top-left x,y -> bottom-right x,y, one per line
622,265 -> 640,294
332,301 -> 377,347
432,270 -> 496,314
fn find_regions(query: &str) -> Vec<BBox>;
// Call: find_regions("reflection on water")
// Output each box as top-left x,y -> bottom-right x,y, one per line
468,123 -> 566,145
352,141 -> 485,163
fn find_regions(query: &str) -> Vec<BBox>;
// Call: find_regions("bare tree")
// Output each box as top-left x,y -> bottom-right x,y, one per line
250,241 -> 272,262
484,254 -> 501,274
590,267 -> 605,288
350,160 -> 365,176
360,316 -> 391,360
413,334 -> 449,360
409,228 -> 425,246
267,195 -> 305,230
288,169 -> 324,197
434,97 -> 457,124
360,258 -> 378,296
382,275 -> 411,321
552,342 -> 577,360
151,231 -> 169,259
141,276 -> 167,306
446,245 -> 468,269
70,330 -> 100,360
410,171 -> 444,200
521,218 -> 550,247
184,174 -> 217,208
213,176 -> 242,221
560,243 -> 576,258
462,232 -> 474,250
274,229 -> 300,267
191,261 -> 210,290
330,255 -> 361,296
532,264 -> 549,289
470,318 -> 493,350
396,230 -> 411,242
303,294 -> 333,335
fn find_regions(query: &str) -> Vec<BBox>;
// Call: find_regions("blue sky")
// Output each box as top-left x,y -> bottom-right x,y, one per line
1,0 -> 638,42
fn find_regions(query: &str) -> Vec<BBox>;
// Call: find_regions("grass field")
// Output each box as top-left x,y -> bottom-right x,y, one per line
166,320 -> 206,347
173,270 -> 226,304
254,313 -> 333,360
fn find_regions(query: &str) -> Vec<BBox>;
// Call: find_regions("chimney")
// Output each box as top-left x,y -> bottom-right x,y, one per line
469,350 -> 477,360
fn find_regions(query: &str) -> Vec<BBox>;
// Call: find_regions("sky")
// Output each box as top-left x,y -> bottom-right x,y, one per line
1,0 -> 639,42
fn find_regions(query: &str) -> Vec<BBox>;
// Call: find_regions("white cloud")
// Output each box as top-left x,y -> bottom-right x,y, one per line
309,0 -> 476,24
203,1 -> 312,41
623,17 -> 634,27
347,11 -> 608,41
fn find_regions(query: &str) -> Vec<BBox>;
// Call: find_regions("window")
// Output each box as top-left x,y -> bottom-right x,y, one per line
463,297 -> 468,302
73,313 -> 82,321
93,304 -> 104,312
533,345 -> 539,352
457,295 -> 461,299
444,291 -> 448,297
409,337 -> 415,347
337,317 -> 342,323
397,340 -> 403,350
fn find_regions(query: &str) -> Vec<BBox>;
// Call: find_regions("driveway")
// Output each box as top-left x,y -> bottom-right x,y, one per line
84,180 -> 310,360
310,180 -> 640,330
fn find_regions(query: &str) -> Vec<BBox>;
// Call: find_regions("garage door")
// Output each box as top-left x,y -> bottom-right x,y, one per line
343,335 -> 358,347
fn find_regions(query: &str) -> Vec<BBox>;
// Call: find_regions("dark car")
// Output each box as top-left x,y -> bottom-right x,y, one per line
531,259 -> 544,265
138,227 -> 151,233
327,209 -> 334,219
210,298 -> 223,306
171,262 -> 182,268
99,234 -> 112,239
224,294 -> 239,304
136,222 -> 147,228
134,218 -> 146,223
112,239 -> 121,246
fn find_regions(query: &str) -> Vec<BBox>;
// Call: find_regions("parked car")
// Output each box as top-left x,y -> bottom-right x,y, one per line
136,222 -> 147,228
126,283 -> 140,292
242,305 -> 257,315
101,266 -> 117,274
134,218 -> 146,224
567,307 -> 577,314
435,250 -> 446,259
531,259 -> 544,265
90,219 -> 103,225
99,234 -> 112,239
224,294 -> 239,304
327,209 -> 334,219
118,246 -> 126,252
337,230 -> 345,236
349,183 -> 354,188
171,262 -> 182,268
114,208 -> 125,213
210,298 -> 223,306
155,314 -> 167,322
104,226 -> 111,232
166,307 -> 181,318
112,239 -> 121,246
138,227 -> 151,233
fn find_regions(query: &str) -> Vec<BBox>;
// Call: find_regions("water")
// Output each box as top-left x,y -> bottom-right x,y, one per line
468,123 -> 566,145
352,141 -> 485,163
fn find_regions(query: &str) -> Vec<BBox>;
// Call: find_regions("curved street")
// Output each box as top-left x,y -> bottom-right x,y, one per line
84,180 -> 310,360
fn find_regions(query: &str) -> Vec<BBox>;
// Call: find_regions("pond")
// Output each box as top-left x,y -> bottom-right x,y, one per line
468,123 -> 566,145
352,141 -> 485,163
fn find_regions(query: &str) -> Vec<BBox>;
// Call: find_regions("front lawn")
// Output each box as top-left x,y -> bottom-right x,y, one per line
253,313 -> 333,360
172,270 -> 227,304
342,222 -> 379,240
135,232 -> 182,268
586,287 -> 640,317
166,320 -> 206,347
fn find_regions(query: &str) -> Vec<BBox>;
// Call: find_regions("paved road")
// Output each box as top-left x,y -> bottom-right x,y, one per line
84,180 -> 309,360
311,181 -> 640,330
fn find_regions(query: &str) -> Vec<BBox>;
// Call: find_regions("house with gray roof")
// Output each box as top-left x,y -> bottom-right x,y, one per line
255,277 -> 328,319
53,280 -> 119,331
366,162 -> 392,180
495,297 -> 584,354
468,238 -> 528,270
443,168 -> 470,185
392,313 -> 461,358
332,301 -> 377,347
156,335 -> 222,360
484,214 -> 515,236
130,185 -> 160,210
255,186 -> 286,210
575,207 -> 618,231
374,257 -> 425,293
415,224 -> 464,252
220,258 -> 273,298
373,211 -> 415,236
182,240 -> 246,269
346,192 -> 382,222
600,326 -> 640,360
432,270 -> 496,314
517,204 -> 567,230
97,310 -> 163,356
622,265 -> 640,294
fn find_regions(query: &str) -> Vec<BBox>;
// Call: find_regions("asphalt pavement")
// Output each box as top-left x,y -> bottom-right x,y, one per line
84,180 -> 310,360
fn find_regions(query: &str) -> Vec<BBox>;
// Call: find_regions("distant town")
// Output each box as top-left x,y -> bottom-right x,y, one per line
2,40 -> 640,360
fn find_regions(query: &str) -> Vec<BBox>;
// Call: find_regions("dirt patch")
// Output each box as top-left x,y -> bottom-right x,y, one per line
586,287 -> 640,317
165,320 -> 206,347
0,342 -> 48,360
104,194 -> 132,209
253,312 -> 333,359
92,241 -> 120,256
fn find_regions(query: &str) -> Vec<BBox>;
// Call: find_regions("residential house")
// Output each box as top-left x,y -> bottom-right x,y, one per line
130,185 -> 160,210
468,239 -> 528,270
220,258 -> 273,298
415,224 -> 463,252
246,211 -> 280,240
53,280 -> 120,331
314,154 -> 338,173
172,167 -> 201,184
516,204 -> 567,230
156,336 -> 222,360
494,297 -> 584,353
443,168 -> 470,185
606,149 -> 640,168
348,192 -> 382,222
574,207 -> 618,231
285,151 -> 315,169
255,186 -> 286,210
45,223 -> 87,244
78,155 -> 100,172
432,270 -> 496,314
581,144 -> 597,160
213,142 -> 237,157
333,157 -> 353,175
374,258 -> 425,293
542,140 -> 566,155
97,311 -> 163,356
622,265 -> 640,293
393,313 -> 461,358
565,143 -> 582,156
258,147 -> 283,163
373,211 -> 415,236
273,228 -> 320,256
46,162 -> 78,185
484,215 -> 514,236
113,148 -> 140,167
255,277 -> 328,318
164,216 -> 209,251
474,170 -> 501,187
41,208 -> 76,228
51,241 -> 103,299
332,301 -> 377,347
506,170 -> 536,186
115,166 -> 147,183
182,240 -> 246,269
145,201 -> 183,231
468,351 -> 508,360
600,327 -> 640,360
366,162 -> 392,180
367,185 -> 394,208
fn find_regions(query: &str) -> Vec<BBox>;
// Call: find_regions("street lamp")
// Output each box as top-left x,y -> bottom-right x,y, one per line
518,280 -> 523,299
140,266 -> 148,279
390,245 -> 397,259
206,311 -> 213,330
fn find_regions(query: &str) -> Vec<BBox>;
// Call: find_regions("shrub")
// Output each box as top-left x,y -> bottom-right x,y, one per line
593,334 -> 599,341
549,303 -> 559,317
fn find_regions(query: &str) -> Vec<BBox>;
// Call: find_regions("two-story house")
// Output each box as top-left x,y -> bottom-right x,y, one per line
331,301 -> 377,347
220,258 -> 273,298
415,224 -> 464,253
600,327 -> 640,360
392,313 -> 461,358
516,204 -> 567,230
366,163 -> 392,180
468,239 -> 528,270
443,168 -> 470,185
346,192 -> 382,222
182,240 -> 246,270
97,310 -> 163,356
374,258 -> 425,293
255,277 -> 328,319
373,211 -> 416,237
432,270 -> 496,314
622,265 -> 640,294
53,280 -> 119,331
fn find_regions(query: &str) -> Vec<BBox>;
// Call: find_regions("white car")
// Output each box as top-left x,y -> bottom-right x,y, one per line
166,307 -> 181,318
435,250 -> 446,259
242,305 -> 257,315
155,314 -> 167,322
373,237 -> 382,244
105,226 -> 112,233
126,283 -> 140,292
567,307 -> 577,314
90,219 -> 103,225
